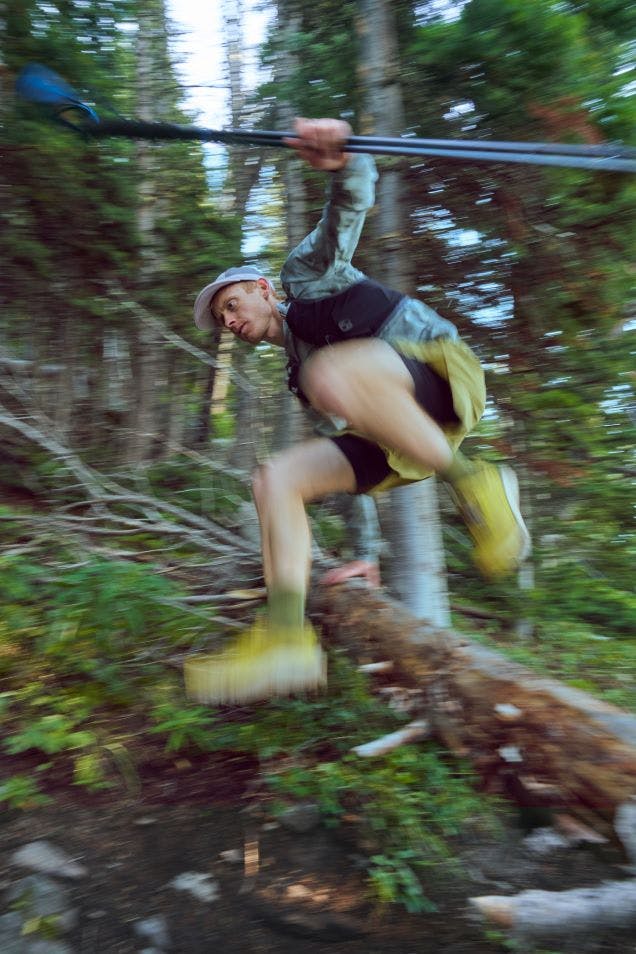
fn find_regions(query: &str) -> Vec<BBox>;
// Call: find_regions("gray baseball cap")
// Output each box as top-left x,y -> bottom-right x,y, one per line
193,265 -> 274,331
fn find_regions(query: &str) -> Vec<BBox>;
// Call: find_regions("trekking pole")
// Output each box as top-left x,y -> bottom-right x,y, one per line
16,64 -> 636,174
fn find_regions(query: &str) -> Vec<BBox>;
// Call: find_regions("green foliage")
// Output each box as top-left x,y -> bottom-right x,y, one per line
266,744 -> 499,911
0,775 -> 52,810
369,851 -> 438,913
259,1 -> 359,118
0,551 -> 215,799
72,751 -> 112,791
181,656 -> 499,911
21,914 -> 63,942
210,411 -> 236,441
4,713 -> 96,757
0,578 -> 500,913
533,559 -> 635,637
0,553 -> 192,691
149,701 -> 218,753
2,0 -> 241,474
309,507 -> 347,553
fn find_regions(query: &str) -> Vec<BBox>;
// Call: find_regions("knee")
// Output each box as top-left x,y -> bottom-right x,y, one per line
251,457 -> 295,508
252,460 -> 277,509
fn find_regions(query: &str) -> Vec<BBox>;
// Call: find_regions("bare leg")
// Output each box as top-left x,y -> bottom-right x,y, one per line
299,338 -> 530,579
299,338 -> 453,473
252,437 -> 357,596
184,439 -> 355,705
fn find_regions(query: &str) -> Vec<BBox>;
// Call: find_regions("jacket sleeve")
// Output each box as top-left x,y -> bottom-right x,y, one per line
280,154 -> 378,299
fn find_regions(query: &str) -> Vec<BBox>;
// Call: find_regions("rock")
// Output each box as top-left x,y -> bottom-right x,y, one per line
498,745 -> 523,764
0,911 -> 26,954
11,842 -> 87,880
494,703 -> 523,721
5,875 -> 78,933
219,849 -> 242,864
522,827 -> 570,856
23,943 -> 73,953
278,803 -> 321,834
168,872 -> 218,903
133,915 -> 171,949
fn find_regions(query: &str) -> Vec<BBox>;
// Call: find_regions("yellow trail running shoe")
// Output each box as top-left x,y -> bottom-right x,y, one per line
184,619 -> 327,705
451,463 -> 531,579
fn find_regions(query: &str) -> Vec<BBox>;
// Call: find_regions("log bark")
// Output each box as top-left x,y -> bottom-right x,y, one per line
309,583 -> 636,841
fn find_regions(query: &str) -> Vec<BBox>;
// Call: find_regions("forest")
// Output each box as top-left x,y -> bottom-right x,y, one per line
1,1 -> 635,952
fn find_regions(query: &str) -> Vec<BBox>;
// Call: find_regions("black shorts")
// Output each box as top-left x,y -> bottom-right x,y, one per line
329,354 -> 459,494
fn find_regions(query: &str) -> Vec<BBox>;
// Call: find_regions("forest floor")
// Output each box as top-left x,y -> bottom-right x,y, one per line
1,743 -> 635,954
0,490 -> 634,953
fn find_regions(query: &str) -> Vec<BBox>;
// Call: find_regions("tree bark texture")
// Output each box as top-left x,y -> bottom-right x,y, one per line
191,325 -> 223,448
356,0 -> 451,626
267,3 -> 307,453
128,1 -> 169,465
222,0 -> 261,470
310,583 -> 636,839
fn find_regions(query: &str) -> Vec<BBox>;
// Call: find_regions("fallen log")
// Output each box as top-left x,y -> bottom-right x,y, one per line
309,583 -> 636,845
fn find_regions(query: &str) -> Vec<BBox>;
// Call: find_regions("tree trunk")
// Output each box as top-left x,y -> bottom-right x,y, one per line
127,0 -> 168,466
227,345 -> 259,472
221,0 -> 260,470
268,5 -> 307,454
378,480 -> 451,626
356,0 -> 451,625
191,325 -> 223,448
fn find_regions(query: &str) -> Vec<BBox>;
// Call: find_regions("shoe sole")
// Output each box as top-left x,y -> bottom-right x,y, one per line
184,643 -> 327,705
499,465 -> 532,562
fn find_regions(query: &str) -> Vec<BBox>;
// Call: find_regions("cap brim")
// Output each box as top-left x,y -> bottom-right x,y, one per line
193,281 -> 224,331
193,271 -> 274,331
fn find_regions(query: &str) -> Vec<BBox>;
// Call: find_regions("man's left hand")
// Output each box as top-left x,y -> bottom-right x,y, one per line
319,559 -> 380,588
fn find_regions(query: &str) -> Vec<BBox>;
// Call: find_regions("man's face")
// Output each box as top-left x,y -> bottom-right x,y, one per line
212,280 -> 274,344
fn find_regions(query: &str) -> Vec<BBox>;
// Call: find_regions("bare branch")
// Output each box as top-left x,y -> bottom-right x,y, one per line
105,285 -> 255,391
351,720 -> 430,757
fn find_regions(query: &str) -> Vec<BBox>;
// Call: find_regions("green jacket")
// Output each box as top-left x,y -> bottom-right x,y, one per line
278,153 -> 457,371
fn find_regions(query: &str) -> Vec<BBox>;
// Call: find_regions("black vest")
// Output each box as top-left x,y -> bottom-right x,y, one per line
285,278 -> 404,348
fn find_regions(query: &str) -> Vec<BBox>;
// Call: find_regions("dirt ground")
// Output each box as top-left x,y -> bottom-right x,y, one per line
1,747 -> 635,954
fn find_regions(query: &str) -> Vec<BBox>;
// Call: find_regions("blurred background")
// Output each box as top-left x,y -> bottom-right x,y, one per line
0,0 -> 634,785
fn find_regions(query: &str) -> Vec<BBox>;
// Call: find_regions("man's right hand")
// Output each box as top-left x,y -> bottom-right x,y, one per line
284,117 -> 352,171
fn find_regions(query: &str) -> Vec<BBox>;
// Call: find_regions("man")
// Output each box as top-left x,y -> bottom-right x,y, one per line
185,118 -> 530,704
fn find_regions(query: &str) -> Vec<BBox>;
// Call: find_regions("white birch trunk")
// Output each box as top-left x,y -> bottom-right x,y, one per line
127,1 -> 167,466
269,5 -> 306,453
357,0 -> 451,626
222,0 -> 260,470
